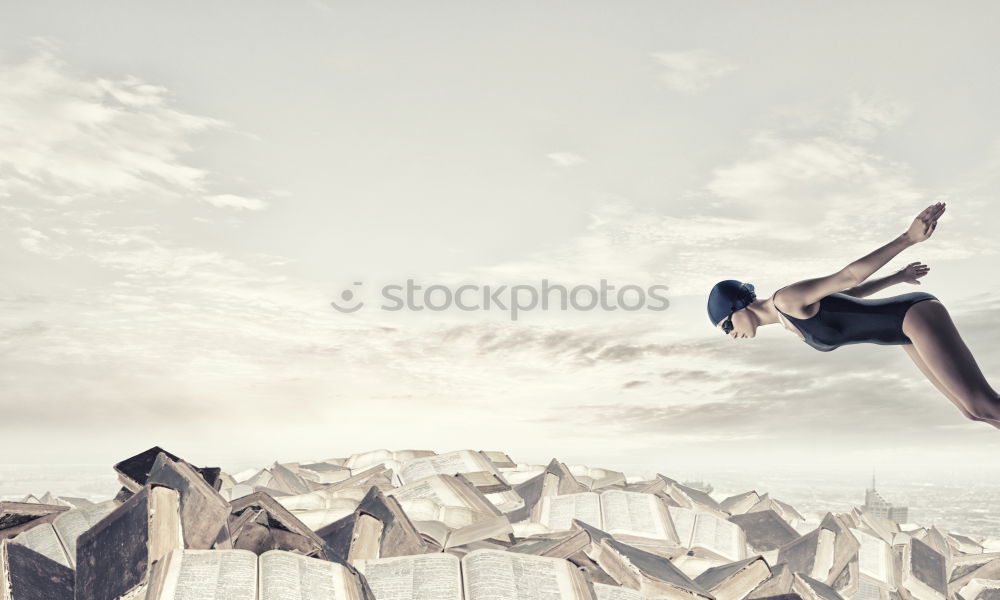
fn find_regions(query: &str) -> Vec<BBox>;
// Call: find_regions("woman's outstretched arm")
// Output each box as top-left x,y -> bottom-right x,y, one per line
775,204 -> 944,309
841,273 -> 900,298
843,203 -> 944,284
842,262 -> 930,298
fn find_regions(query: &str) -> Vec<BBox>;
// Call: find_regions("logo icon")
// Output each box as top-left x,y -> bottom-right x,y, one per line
330,281 -> 364,313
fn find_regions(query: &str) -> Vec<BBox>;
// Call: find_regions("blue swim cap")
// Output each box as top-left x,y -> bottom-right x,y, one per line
707,280 -> 756,326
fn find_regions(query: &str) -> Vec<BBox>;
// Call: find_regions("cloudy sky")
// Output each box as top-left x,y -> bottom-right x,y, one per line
3,1 -> 1000,482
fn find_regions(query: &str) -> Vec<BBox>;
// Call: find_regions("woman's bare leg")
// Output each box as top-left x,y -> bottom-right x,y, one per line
900,344 -> 999,426
902,299 -> 1000,421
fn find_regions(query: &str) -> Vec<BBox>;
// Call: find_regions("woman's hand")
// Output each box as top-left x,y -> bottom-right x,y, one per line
904,202 -> 946,244
897,261 -> 930,285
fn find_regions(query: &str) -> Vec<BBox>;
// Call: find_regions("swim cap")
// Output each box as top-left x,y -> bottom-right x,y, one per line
707,280 -> 756,326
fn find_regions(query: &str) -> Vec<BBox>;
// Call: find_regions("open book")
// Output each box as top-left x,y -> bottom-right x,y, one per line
146,548 -> 370,600
396,451 -> 523,513
727,509 -> 799,556
667,506 -> 746,562
10,500 -> 117,568
412,515 -> 514,550
0,501 -> 68,540
1,538 -> 75,600
593,583 -> 644,600
397,450 -> 503,485
355,549 -> 594,600
957,578 -> 1000,600
383,474 -> 516,548
75,485 -> 183,600
775,526 -> 835,582
480,451 -> 516,469
566,466 -> 627,491
901,537 -> 947,600
850,527 -> 892,586
589,536 -> 712,600
342,449 -> 437,471
948,551 -> 1000,596
386,474 -> 502,527
537,491 -> 678,542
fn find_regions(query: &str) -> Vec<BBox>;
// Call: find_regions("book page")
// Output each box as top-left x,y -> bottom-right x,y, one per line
512,521 -> 554,539
813,528 -> 835,581
667,506 -> 696,547
387,476 -> 466,507
393,450 -> 438,464
157,549 -> 257,600
593,584 -> 644,600
413,520 -> 452,546
277,488 -> 366,511
484,489 -> 525,513
600,491 -> 669,540
438,505 -> 484,529
396,498 -> 449,523
539,493 -> 601,532
51,500 -> 117,567
462,549 -> 578,600
691,513 -> 742,561
444,515 -> 514,549
399,451 -> 494,484
259,550 -> 353,600
119,583 -> 150,600
356,553 -> 462,600
12,523 -> 70,568
957,579 -> 1000,600
851,528 -> 890,583
345,449 -> 393,470
293,505 -> 361,531
480,451 -> 515,468
394,501 -> 483,531
347,514 -> 384,563
592,472 -> 626,490
855,578 -> 883,600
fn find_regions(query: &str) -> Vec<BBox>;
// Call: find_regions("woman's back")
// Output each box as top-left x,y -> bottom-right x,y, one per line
773,290 -> 938,351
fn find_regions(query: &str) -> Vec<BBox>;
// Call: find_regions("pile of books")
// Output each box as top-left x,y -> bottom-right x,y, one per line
1,446 -> 994,600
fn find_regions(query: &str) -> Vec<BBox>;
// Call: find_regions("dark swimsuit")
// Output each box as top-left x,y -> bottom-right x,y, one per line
772,287 -> 938,352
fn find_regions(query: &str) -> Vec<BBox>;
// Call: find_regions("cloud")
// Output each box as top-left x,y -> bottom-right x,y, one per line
0,320 -> 47,341
842,92 -> 910,141
0,42 -> 225,203
420,93 -> 994,327
705,132 -> 917,221
546,152 -> 586,167
651,50 -> 737,94
438,321 -> 707,366
305,0 -> 335,13
433,87 -> 990,305
17,227 -> 61,256
203,194 -> 268,211
525,338 -> 990,461
703,130 -> 991,264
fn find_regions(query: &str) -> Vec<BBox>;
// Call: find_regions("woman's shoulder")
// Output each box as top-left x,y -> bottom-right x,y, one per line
773,286 -> 822,320
772,286 -> 793,312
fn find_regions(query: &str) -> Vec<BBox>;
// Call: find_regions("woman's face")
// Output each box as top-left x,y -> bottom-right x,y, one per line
718,307 -> 756,339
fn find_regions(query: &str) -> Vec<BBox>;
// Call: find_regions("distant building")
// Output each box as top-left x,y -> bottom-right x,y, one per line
864,474 -> 908,523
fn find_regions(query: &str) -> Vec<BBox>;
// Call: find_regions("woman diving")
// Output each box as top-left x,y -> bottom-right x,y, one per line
707,202 -> 1000,428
